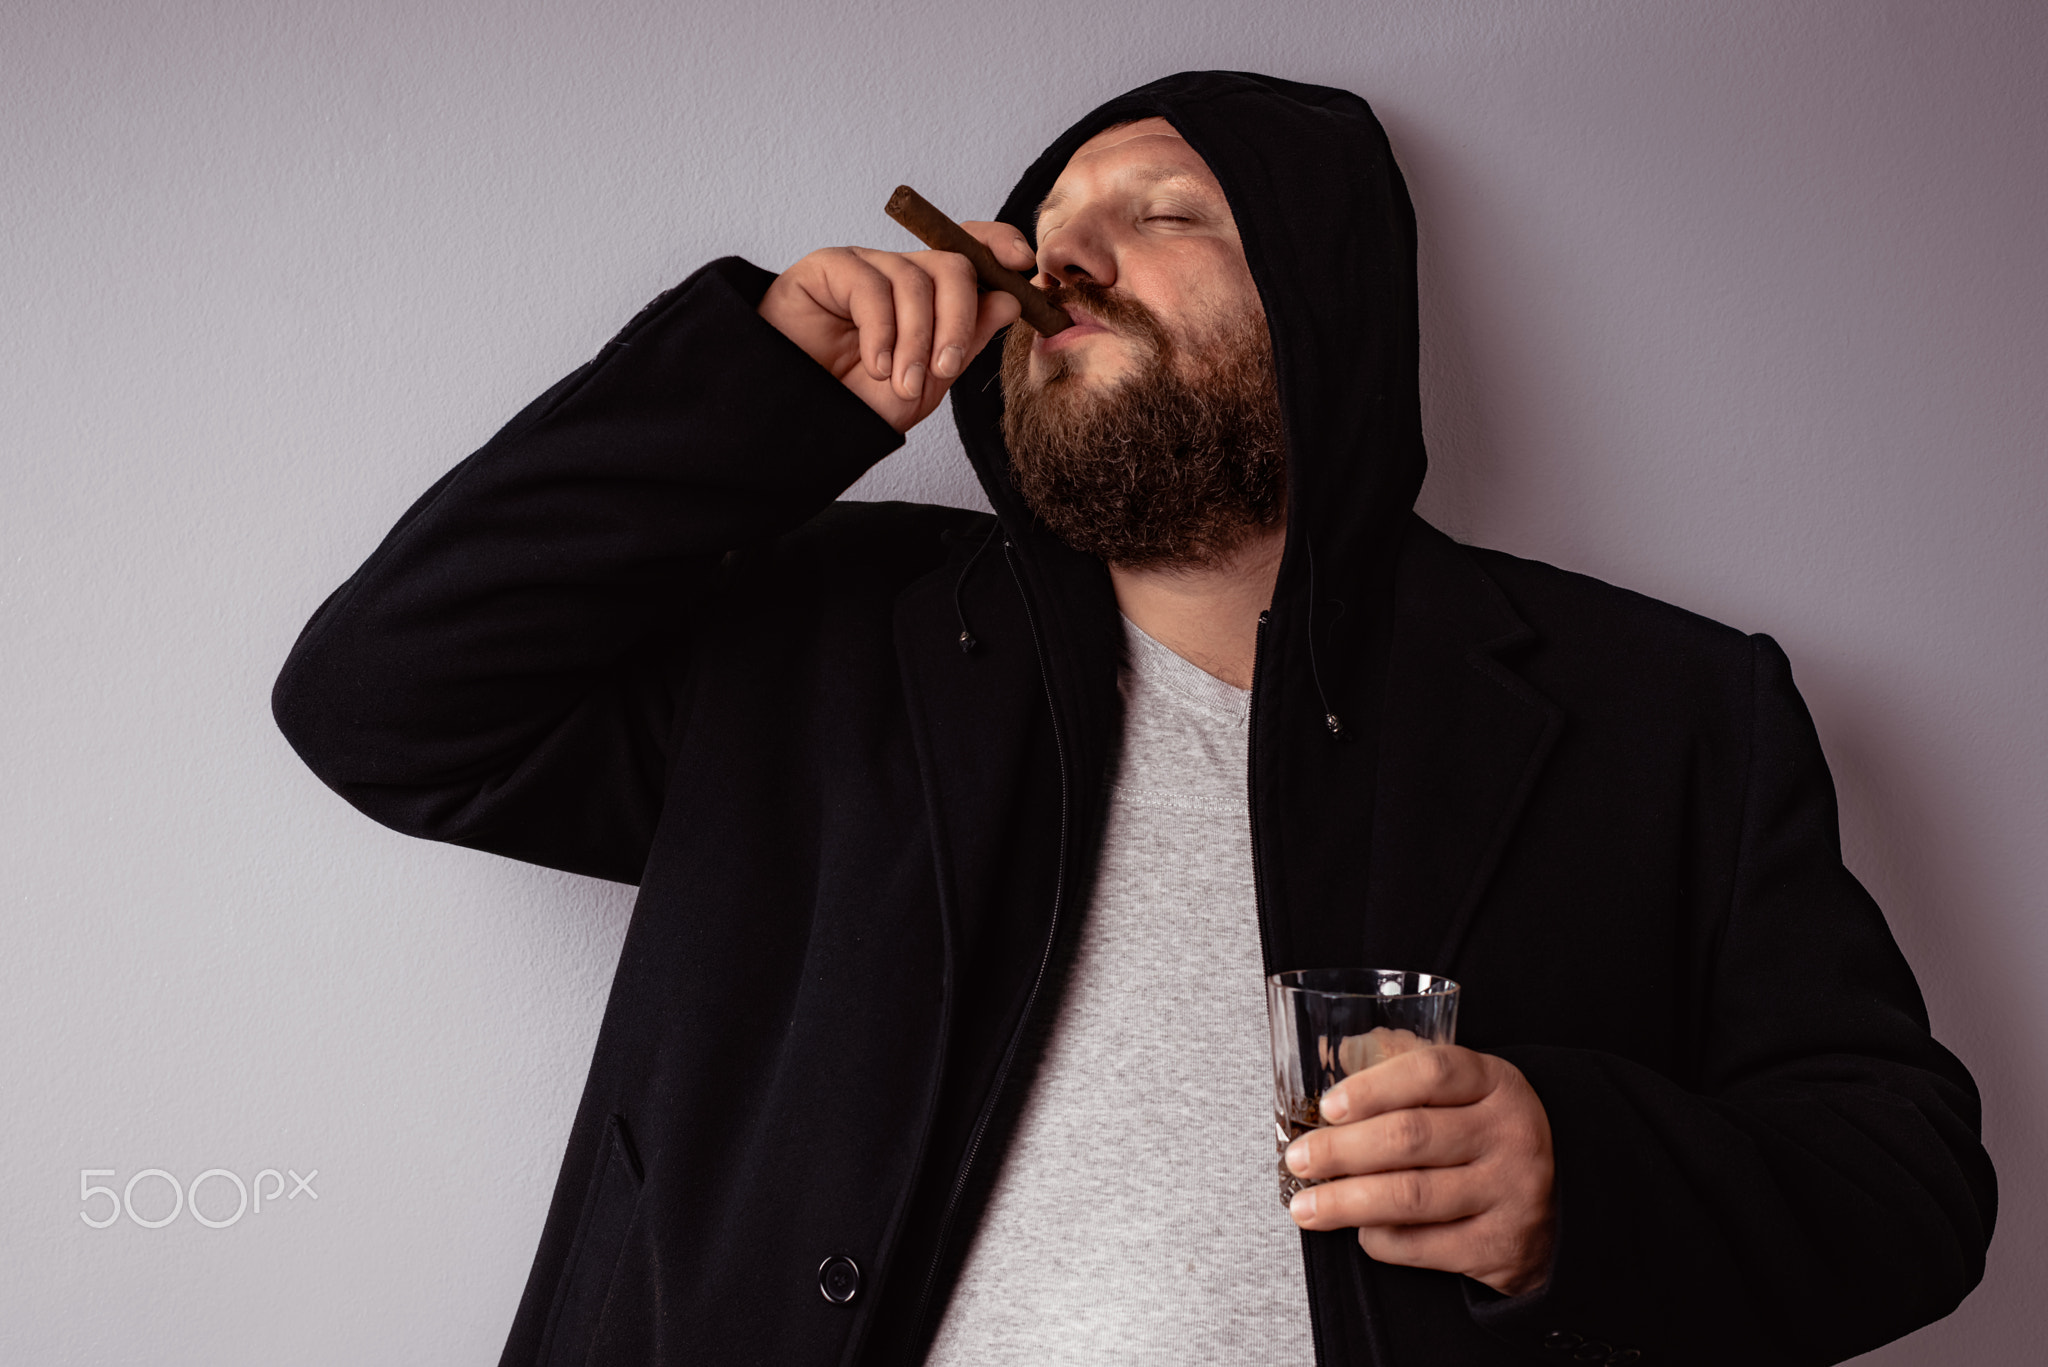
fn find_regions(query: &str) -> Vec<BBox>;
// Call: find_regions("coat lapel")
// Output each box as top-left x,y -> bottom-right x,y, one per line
1364,520 -> 1563,977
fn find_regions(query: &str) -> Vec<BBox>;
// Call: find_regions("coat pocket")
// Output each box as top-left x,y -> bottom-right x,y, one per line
539,1112 -> 646,1367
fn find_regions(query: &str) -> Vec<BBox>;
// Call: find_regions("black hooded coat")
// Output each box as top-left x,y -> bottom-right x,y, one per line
272,72 -> 1994,1366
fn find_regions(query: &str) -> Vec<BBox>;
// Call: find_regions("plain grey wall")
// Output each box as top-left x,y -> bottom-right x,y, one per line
4,1 -> 2041,1362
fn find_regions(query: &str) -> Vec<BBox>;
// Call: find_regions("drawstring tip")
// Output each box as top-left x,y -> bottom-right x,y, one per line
958,630 -> 978,654
1324,713 -> 1345,737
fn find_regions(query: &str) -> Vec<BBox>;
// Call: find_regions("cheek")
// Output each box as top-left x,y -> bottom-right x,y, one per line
1135,250 -> 1261,341
1204,256 -> 1265,331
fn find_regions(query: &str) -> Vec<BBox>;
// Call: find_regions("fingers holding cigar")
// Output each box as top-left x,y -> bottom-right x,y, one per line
886,187 -> 1071,338
962,220 -> 1044,286
759,222 -> 1033,433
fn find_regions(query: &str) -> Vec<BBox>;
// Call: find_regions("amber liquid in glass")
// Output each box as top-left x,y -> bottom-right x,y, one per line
1275,1094 -> 1324,1206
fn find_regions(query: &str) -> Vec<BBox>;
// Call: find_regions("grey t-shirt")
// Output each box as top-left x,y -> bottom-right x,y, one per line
925,615 -> 1315,1365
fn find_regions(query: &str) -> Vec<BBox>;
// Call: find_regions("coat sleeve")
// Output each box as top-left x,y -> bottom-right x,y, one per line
270,256 -> 905,884
1467,634 -> 1996,1365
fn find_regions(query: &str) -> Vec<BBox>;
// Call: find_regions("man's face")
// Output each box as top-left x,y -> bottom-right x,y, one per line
1018,117 -> 1263,391
1000,118 -> 1285,569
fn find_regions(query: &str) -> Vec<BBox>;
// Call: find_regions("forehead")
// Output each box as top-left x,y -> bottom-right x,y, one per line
1039,116 -> 1222,215
1072,115 -> 1189,161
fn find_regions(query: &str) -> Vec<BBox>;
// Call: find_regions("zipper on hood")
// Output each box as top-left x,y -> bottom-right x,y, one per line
1306,533 -> 1346,737
907,538 -> 1075,1344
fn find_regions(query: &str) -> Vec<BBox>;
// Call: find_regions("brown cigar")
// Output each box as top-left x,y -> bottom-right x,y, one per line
885,185 -> 1073,337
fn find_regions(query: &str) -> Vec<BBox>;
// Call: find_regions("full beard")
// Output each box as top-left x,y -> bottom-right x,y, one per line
999,281 -> 1286,570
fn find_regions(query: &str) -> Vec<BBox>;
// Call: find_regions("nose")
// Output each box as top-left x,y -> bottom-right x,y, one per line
1033,217 -> 1114,292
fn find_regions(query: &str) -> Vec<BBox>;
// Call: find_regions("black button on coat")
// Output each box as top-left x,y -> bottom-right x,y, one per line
272,71 -> 1995,1366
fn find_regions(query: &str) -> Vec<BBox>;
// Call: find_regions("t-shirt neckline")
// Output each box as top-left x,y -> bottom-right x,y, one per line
1119,613 -> 1253,731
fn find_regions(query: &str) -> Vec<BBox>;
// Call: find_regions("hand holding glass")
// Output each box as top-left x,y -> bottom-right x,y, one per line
1265,969 -> 1461,1206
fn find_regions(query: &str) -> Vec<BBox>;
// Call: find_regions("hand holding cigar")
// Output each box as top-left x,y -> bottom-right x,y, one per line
884,186 -> 1073,337
756,196 -> 1048,434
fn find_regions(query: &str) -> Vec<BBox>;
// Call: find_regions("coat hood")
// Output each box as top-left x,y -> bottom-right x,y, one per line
951,70 -> 1428,649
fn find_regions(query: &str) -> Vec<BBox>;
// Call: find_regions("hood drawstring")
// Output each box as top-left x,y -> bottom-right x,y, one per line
952,521 -> 1004,653
1306,535 -> 1346,737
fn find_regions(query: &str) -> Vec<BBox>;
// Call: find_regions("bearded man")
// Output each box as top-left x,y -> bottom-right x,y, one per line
272,72 -> 1993,1367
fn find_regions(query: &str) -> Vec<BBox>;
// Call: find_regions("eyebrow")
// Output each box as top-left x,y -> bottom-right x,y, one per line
1035,166 -> 1217,223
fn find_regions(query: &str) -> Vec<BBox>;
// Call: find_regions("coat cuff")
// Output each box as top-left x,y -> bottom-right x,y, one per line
538,254 -> 908,497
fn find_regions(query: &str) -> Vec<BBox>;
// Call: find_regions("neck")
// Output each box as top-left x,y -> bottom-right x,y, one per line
1108,523 -> 1285,690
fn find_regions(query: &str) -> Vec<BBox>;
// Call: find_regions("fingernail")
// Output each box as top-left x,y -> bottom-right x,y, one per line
903,362 -> 925,397
1285,1140 -> 1310,1176
1322,1090 -> 1349,1123
1012,237 -> 1031,257
935,345 -> 964,378
876,349 -> 892,375
1290,1188 -> 1317,1222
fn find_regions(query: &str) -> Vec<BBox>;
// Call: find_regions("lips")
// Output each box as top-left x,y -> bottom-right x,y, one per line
1035,303 -> 1111,352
